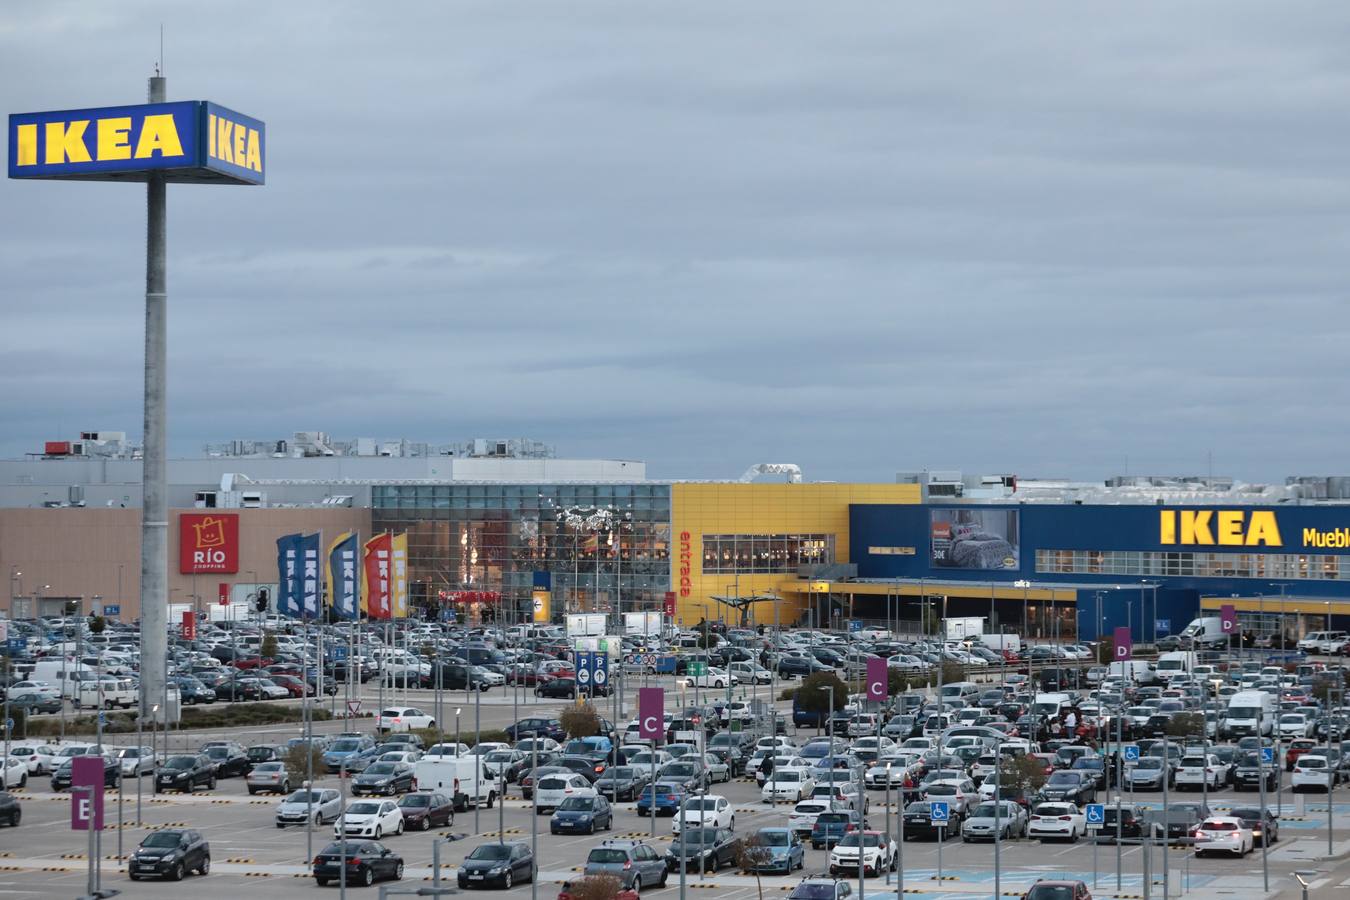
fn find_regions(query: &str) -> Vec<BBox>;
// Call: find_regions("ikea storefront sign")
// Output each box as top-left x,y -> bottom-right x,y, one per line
8,101 -> 263,184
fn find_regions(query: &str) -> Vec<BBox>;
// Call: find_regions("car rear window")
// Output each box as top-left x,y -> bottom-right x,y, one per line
587,849 -> 629,864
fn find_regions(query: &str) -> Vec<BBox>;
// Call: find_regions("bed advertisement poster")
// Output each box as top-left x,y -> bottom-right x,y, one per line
929,508 -> 1020,570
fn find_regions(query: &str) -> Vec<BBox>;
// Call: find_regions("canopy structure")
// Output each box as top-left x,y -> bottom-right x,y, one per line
708,593 -> 781,627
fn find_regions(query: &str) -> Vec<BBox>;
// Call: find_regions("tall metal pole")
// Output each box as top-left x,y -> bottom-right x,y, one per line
530,739 -> 538,900
1259,709 -> 1269,892
139,73 -> 170,735
475,685 -> 482,832
993,742 -> 1001,900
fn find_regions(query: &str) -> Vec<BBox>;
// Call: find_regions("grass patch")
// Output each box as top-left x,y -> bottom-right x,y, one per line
17,703 -> 337,738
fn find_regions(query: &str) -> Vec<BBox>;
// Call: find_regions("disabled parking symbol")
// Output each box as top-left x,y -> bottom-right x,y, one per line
930,800 -> 950,825
1086,804 -> 1105,828
1123,746 -> 1140,762
1261,747 -> 1275,765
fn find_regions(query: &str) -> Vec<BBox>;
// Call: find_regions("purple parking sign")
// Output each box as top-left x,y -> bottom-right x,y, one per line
638,687 -> 665,743
866,657 -> 888,702
1220,604 -> 1237,635
70,756 -> 104,831
1113,626 -> 1133,660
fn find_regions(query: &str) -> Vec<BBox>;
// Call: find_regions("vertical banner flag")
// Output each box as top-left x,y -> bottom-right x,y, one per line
533,571 -> 552,623
276,533 -> 303,618
1113,626 -> 1133,659
390,533 -> 409,618
70,757 -> 105,830
300,533 -> 321,619
218,582 -> 229,606
327,532 -> 360,620
181,610 -> 196,641
1220,604 -> 1237,635
361,533 -> 392,620
866,657 -> 888,702
663,591 -> 677,618
639,687 -> 665,743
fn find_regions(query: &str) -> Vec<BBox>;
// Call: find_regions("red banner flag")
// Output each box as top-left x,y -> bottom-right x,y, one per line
182,610 -> 196,641
362,533 -> 393,620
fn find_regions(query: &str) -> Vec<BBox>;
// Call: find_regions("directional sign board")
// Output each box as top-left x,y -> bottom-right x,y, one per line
103,605 -> 120,617
1261,747 -> 1275,765
1123,745 -> 1140,762
593,653 -> 609,688
689,662 -> 707,677
930,800 -> 950,825
5,639 -> 21,655
333,645 -> 349,661
1085,804 -> 1105,829
576,652 -> 593,686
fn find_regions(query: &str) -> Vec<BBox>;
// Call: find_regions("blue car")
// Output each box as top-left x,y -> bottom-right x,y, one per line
322,736 -> 376,774
746,827 -> 805,874
635,781 -> 688,818
550,795 -> 614,835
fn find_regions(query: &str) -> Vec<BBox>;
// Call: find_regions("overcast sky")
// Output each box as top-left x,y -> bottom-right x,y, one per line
3,2 -> 1348,484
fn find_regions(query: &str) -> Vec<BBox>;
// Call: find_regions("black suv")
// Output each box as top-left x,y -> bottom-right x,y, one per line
156,754 -> 217,793
128,828 -> 210,881
201,743 -> 250,778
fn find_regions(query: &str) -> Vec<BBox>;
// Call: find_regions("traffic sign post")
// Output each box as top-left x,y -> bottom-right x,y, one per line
576,652 -> 593,693
346,699 -> 361,718
1261,747 -> 1275,765
1124,745 -> 1140,762
931,800 -> 950,882
1087,804 -> 1104,888
593,654 -> 609,692
103,605 -> 120,617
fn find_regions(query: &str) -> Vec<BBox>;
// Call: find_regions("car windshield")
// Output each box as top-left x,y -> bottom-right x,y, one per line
1301,758 -> 1327,768
837,833 -> 882,848
1134,758 -> 1163,771
1201,821 -> 1237,831
330,740 -> 361,752
253,763 -> 283,772
817,813 -> 850,825
469,844 -> 513,860
364,764 -> 396,775
758,830 -> 790,845
163,756 -> 194,769
286,791 -> 325,803
558,797 -> 595,811
772,772 -> 801,782
602,767 -> 633,780
676,829 -> 720,844
587,849 -> 629,864
1047,772 -> 1077,784
1026,886 -> 1077,900
685,798 -> 719,810
486,752 -> 514,762
791,885 -> 838,900
347,802 -> 380,815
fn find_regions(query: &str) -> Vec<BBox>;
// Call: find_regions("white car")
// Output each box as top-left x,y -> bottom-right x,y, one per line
828,830 -> 898,877
7,681 -> 60,703
1027,803 -> 1086,842
754,736 -> 799,754
851,736 -> 896,756
1194,816 -> 1254,857
1277,714 -> 1312,740
762,770 -> 816,803
1,755 -> 27,789
7,744 -> 56,775
252,678 -> 291,700
377,750 -> 423,766
516,738 -> 562,755
728,662 -> 773,684
115,746 -> 157,777
789,799 -> 841,837
1292,756 -> 1337,792
756,756 -> 811,785
684,666 -> 736,689
1174,754 -> 1224,791
672,794 -> 735,834
377,707 -> 435,733
334,799 -> 404,839
534,774 -> 595,811
424,742 -> 470,758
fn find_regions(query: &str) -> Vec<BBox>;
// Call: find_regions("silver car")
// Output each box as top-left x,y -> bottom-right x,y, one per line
275,788 -> 342,828
960,800 -> 1028,842
247,762 -> 293,795
116,746 -> 157,777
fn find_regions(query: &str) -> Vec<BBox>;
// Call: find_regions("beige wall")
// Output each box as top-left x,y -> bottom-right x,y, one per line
1,507 -> 370,620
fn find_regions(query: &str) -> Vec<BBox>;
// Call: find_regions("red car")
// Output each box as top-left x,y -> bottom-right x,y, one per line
1286,738 -> 1318,772
230,655 -> 270,671
268,674 -> 308,698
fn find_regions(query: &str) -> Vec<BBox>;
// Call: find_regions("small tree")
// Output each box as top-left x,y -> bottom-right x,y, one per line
261,630 -> 278,660
797,672 -> 848,730
88,614 -> 106,635
996,754 -> 1049,799
1095,638 -> 1116,665
939,660 -> 965,686
887,667 -> 907,696
695,622 -> 717,650
733,833 -> 773,900
566,875 -> 621,900
560,701 -> 601,739
1166,712 -> 1206,741
284,743 -> 324,783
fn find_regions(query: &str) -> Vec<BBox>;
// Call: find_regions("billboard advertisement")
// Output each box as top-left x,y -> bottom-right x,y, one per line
9,100 -> 264,184
179,513 -> 239,574
930,508 -> 1020,570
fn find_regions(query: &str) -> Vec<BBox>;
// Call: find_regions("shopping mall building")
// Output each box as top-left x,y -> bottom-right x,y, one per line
3,431 -> 1350,643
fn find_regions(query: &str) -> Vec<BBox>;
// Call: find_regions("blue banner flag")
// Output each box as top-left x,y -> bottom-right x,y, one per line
326,532 -> 361,620
276,533 -> 303,618
300,533 -> 321,619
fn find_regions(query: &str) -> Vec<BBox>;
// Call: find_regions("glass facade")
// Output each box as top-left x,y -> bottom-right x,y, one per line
701,533 -> 835,574
372,483 -> 672,620
1036,548 -> 1349,581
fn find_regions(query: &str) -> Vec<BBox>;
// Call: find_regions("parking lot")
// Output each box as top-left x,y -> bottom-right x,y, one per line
4,675 -> 1349,900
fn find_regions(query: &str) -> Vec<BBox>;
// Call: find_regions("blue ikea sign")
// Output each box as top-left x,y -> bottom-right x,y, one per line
8,101 -> 263,184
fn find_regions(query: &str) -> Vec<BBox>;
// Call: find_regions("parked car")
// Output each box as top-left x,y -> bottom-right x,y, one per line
962,800 -> 1029,842
0,791 -> 20,827
275,788 -> 342,828
665,826 -> 739,873
246,762 -> 292,795
334,799 -> 404,839
584,839 -> 669,891
397,791 -> 455,831
901,801 -> 954,841
156,754 -> 216,793
672,794 -> 734,835
829,830 -> 898,878
594,766 -> 651,802
1194,817 -> 1254,857
376,706 -> 435,733
550,795 -> 614,835
352,762 -> 416,797
127,828 -> 210,882
1228,805 -> 1280,846
458,840 -> 537,889
1027,802 -> 1086,842
1023,880 -> 1092,900
312,840 -> 404,887
51,755 -> 120,791
201,743 -> 250,778
636,781 -> 688,818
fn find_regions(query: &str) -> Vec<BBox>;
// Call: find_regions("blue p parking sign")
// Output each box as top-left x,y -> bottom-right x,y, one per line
930,800 -> 950,824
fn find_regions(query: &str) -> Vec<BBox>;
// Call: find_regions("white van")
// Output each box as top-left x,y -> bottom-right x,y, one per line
413,755 -> 496,812
1155,652 -> 1198,683
75,676 -> 137,710
1031,692 -> 1074,719
1106,660 -> 1157,685
1225,690 -> 1276,738
939,681 -> 981,704
1179,617 -> 1229,649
